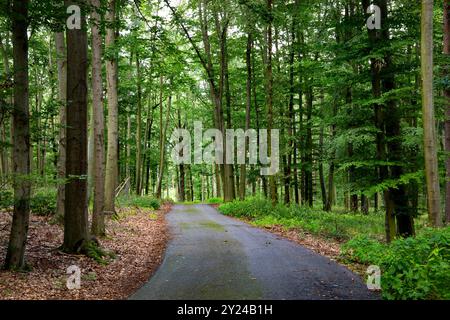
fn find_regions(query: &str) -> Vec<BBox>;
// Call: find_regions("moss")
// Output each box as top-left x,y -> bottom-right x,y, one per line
198,220 -> 225,232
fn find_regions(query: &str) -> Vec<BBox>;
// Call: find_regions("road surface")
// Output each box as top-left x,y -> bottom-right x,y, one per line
130,204 -> 378,300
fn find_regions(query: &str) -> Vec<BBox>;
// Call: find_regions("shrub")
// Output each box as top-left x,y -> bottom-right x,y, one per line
342,228 -> 450,300
30,190 -> 57,216
219,198 -> 384,241
0,190 -> 13,210
162,198 -> 175,205
206,197 -> 223,204
219,197 -> 273,218
129,196 -> 161,210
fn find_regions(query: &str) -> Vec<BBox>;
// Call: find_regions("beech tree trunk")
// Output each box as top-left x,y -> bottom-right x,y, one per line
5,0 -> 31,270
62,0 -> 90,253
443,0 -> 450,224
267,0 -> 278,204
90,0 -> 106,236
104,0 -> 119,215
55,31 -> 67,220
421,0 -> 442,227
135,52 -> 143,195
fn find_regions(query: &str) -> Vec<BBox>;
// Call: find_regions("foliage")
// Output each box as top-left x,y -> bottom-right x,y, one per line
0,190 -> 13,210
30,190 -> 57,216
206,197 -> 224,204
118,195 -> 161,210
84,241 -> 116,265
219,198 -> 385,241
342,228 -> 450,300
0,189 -> 57,216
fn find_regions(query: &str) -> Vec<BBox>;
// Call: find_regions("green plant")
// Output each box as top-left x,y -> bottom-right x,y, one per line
0,190 -> 13,210
206,197 -> 223,204
342,228 -> 450,300
30,190 -> 57,216
162,198 -> 175,205
85,241 -> 116,265
129,196 -> 161,210
219,198 -> 385,241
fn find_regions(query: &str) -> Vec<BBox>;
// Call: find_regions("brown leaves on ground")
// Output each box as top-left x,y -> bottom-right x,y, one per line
0,204 -> 171,300
260,225 -> 342,261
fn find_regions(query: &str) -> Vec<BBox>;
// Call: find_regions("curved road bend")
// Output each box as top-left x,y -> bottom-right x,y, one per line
130,204 -> 378,300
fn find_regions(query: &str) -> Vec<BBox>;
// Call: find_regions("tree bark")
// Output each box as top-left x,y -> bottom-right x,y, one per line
4,0 -> 31,270
135,52 -> 143,195
443,0 -> 450,224
267,0 -> 277,204
55,31 -> 67,221
104,0 -> 119,215
90,0 -> 106,236
421,0 -> 442,227
156,78 -> 172,199
240,33 -> 253,201
62,0 -> 89,253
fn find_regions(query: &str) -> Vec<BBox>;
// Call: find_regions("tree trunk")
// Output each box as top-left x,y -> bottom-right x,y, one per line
0,35 -> 11,181
267,0 -> 277,204
443,0 -> 450,224
62,0 -> 89,253
4,0 -> 31,270
90,0 -> 105,237
319,127 -> 327,210
104,0 -> 119,215
240,33 -> 253,201
421,0 -> 442,227
135,52 -> 143,196
156,79 -> 172,199
55,31 -> 67,221
177,107 -> 185,202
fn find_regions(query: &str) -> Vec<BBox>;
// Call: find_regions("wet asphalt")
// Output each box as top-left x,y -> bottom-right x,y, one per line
130,204 -> 378,300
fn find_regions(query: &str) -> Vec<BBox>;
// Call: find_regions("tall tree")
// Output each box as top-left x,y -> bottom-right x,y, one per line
62,0 -> 90,252
363,0 -> 415,240
104,0 -> 119,214
266,0 -> 278,204
135,51 -> 143,196
4,0 -> 31,270
55,31 -> 67,221
443,0 -> 450,224
421,0 -> 442,227
90,0 -> 106,236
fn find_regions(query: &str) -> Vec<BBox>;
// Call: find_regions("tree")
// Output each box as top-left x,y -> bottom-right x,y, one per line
443,0 -> 450,224
266,0 -> 278,204
363,0 -> 415,240
90,0 -> 106,236
104,0 -> 119,215
62,0 -> 89,252
421,0 -> 442,227
4,0 -> 31,270
55,31 -> 67,221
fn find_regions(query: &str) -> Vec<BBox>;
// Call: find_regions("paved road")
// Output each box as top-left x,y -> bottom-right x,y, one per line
130,205 -> 378,300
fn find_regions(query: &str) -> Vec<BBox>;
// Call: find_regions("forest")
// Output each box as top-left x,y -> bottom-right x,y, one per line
0,0 -> 449,301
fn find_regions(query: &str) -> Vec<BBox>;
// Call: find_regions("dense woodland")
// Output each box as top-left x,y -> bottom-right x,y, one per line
0,0 -> 449,286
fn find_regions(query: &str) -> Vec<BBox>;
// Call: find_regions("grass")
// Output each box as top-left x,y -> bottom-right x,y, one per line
218,197 -> 393,241
116,195 -> 161,210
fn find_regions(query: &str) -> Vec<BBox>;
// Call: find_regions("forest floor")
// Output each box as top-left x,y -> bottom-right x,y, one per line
0,204 -> 171,300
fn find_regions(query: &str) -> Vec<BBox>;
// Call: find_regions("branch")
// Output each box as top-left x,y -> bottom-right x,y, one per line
162,0 -> 215,88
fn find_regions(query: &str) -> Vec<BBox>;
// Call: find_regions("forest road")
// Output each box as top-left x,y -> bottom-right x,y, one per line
130,204 -> 378,300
